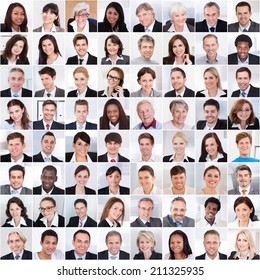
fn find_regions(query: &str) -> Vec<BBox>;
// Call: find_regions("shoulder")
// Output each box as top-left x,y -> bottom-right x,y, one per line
98,187 -> 109,195
66,186 -> 75,194
85,186 -> 96,195
133,23 -> 144,32
196,91 -> 206,97
164,90 -> 175,97
163,155 -> 172,162
98,22 -> 107,32
228,22 -> 239,32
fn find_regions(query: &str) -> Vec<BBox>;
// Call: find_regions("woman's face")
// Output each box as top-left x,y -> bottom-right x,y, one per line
107,70 -> 121,88
42,9 -> 58,25
40,200 -> 56,220
138,73 -> 154,93
173,136 -> 187,156
73,138 -> 90,157
235,203 -> 253,223
106,7 -> 119,26
203,169 -> 220,189
204,71 -> 218,90
8,105 -> 24,122
9,202 -> 22,219
170,234 -> 184,255
172,105 -> 187,125
11,40 -> 25,57
75,9 -> 88,28
139,236 -> 154,254
236,103 -> 252,122
237,233 -> 249,252
75,170 -> 89,187
106,171 -> 121,188
205,137 -> 219,158
41,39 -> 55,56
11,7 -> 25,27
74,72 -> 88,91
172,12 -> 187,27
106,39 -> 119,56
172,39 -> 186,57
107,202 -> 123,221
107,104 -> 120,124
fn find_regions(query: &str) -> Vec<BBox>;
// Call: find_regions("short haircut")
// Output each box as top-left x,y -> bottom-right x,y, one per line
170,67 -> 186,78
7,132 -> 24,144
42,100 -> 57,109
137,67 -> 156,81
138,133 -> 154,145
42,165 -> 57,176
105,230 -> 122,243
38,66 -> 56,78
104,132 -> 122,144
169,100 -> 189,114
170,165 -> 186,177
106,166 -> 122,176
234,34 -> 252,48
73,2 -> 89,16
236,67 -> 251,79
9,164 -> 25,178
204,229 -> 220,239
41,131 -> 56,142
136,99 -> 154,112
73,229 -> 91,241
41,229 -> 58,243
235,132 -> 252,144
170,196 -> 186,207
136,3 -> 155,16
74,198 -> 87,208
203,2 -> 220,12
74,165 -> 90,177
235,164 -> 252,176
235,1 -> 251,13
136,230 -> 156,250
203,34 -> 218,44
73,132 -> 90,145
138,34 -> 155,48
73,33 -> 88,46
138,165 -> 154,176
74,99 -> 89,111
204,197 -> 221,211
203,99 -> 220,111
170,2 -> 186,17
9,67 -> 25,76
138,197 -> 154,208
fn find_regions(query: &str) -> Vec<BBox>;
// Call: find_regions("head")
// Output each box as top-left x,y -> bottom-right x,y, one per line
4,3 -> 28,31
3,34 -> 28,61
235,165 -> 252,189
74,198 -> 88,221
172,132 -> 188,157
136,3 -> 155,28
203,230 -> 221,259
235,2 -> 252,27
200,132 -> 224,160
168,35 -> 191,59
202,34 -> 219,58
203,2 -> 220,27
73,66 -> 89,92
235,230 -> 257,259
6,196 -> 28,220
73,34 -> 89,58
136,230 -> 156,253
7,132 -> 26,161
73,2 -> 90,28
38,66 -> 56,91
107,67 -> 124,88
104,132 -> 122,157
72,229 -> 91,256
42,3 -> 60,27
74,165 -> 90,187
7,231 -> 27,255
100,197 -> 125,225
8,164 -> 25,190
169,2 -> 187,28
39,197 -> 57,221
102,98 -> 126,126
105,166 -> 122,188
170,197 -> 187,222
137,67 -> 156,93
234,34 -> 252,62
169,100 -> 189,126
40,131 -> 56,156
137,197 -> 154,221
42,99 -> 57,123
203,67 -> 222,90
168,230 -> 192,259
40,229 -> 58,256
204,197 -> 221,223
6,99 -> 29,128
38,34 -> 61,64
170,165 -> 186,192
103,2 -> 125,29
136,99 -> 155,127
138,133 -> 155,158
40,165 -> 58,193
138,165 -> 155,190
137,35 -> 155,61
170,67 -> 187,92
235,67 -> 251,91
74,99 -> 89,125
229,99 -> 255,125
104,34 -> 123,57
233,196 -> 255,222
105,231 -> 122,256
203,165 -> 221,189
8,67 -> 25,93
235,132 -> 252,158
203,98 -> 220,126
72,132 -> 91,158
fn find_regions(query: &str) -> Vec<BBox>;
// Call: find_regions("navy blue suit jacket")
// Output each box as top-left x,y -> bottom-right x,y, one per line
33,120 -> 64,130
98,250 -> 130,260
65,121 -> 97,130
196,19 -> 227,32
98,186 -> 130,195
228,53 -> 259,65
33,185 -> 64,195
66,250 -> 97,260
66,216 -> 97,227
231,85 -> 260,97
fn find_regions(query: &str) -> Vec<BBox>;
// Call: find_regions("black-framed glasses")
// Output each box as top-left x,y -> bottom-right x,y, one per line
39,206 -> 55,212
107,75 -> 120,82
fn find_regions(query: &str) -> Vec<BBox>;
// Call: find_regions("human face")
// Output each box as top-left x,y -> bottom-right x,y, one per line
173,136 -> 187,156
75,105 -> 88,125
170,71 -> 186,92
74,39 -> 88,58
139,236 -> 154,254
8,233 -> 24,255
8,71 -> 25,93
106,141 -> 121,157
106,235 -> 121,256
9,202 -> 22,220
203,234 -> 221,259
75,202 -> 88,220
203,168 -> 220,189
137,8 -> 154,28
75,9 -> 89,28
40,236 -> 58,256
235,203 -> 253,224
138,73 -> 154,93
75,170 -> 89,187
41,39 -> 55,56
11,7 -> 25,28
170,234 -> 184,255
8,105 -> 24,123
138,200 -> 153,221
139,41 -> 154,60
11,40 -> 24,57
39,199 -> 56,220
205,137 -> 219,159
138,170 -> 155,190
204,105 -> 219,125
170,200 -> 187,222
9,170 -> 24,190
204,71 -> 218,90
106,7 -> 119,27
237,137 -> 251,158
107,70 -> 121,88
172,11 -> 187,28
73,233 -> 90,256
41,169 -> 57,192
236,71 -> 251,91
137,103 -> 155,126
40,74 -> 55,91
172,39 -> 185,58
41,135 -> 56,156
237,103 -> 252,122
205,202 -> 218,223
106,39 -> 119,57
107,202 -> 123,222
236,42 -> 250,62
42,9 -> 58,25
8,138 -> 25,160
172,105 -> 187,126
236,6 -> 252,27
106,171 -> 121,188
171,173 -> 186,191
73,138 -> 90,157
42,104 -> 56,122
237,233 -> 249,253
204,5 -> 220,27
74,72 -> 89,92
139,138 -> 154,157
236,170 -> 251,188
107,104 -> 119,124
203,37 -> 219,58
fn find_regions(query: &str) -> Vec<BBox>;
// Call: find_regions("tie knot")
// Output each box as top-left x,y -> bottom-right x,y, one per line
77,257 -> 83,260
47,93 -> 51,97
210,27 -> 215,32
79,59 -> 84,64
145,221 -> 151,227
79,220 -> 83,227
46,123 -> 50,130
145,28 -> 150,32
13,94 -> 19,97
110,159 -> 116,162
11,189 -> 18,195
175,222 -> 182,227
78,125 -> 84,130
243,28 -> 247,32
15,254 -> 20,260
241,189 -> 247,195
241,91 -> 246,97
44,156 -> 51,162
110,255 -> 117,260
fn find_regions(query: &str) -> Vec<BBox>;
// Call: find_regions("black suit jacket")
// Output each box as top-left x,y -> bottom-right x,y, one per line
34,214 -> 65,227
1,23 -> 12,32
196,119 -> 227,130
66,53 -> 97,65
130,217 -> 162,227
231,85 -> 260,97
0,153 -> 32,162
98,153 -> 129,162
65,152 -> 97,162
199,151 -> 228,162
98,22 -> 128,32
33,152 -> 62,162
66,250 -> 97,260
67,18 -> 97,32
195,19 -> 227,32
228,20 -> 260,32
33,185 -> 64,195
196,90 -> 227,97
133,20 -> 162,32
66,216 -> 97,227
228,251 -> 260,260
1,250 -> 32,260
163,55 -> 195,65
33,120 -> 64,130
98,250 -> 130,260
66,185 -> 96,195
163,155 -> 194,162
164,87 -> 195,97
2,217 -> 34,227
98,219 -> 121,227
0,55 -> 29,65
98,89 -> 130,97
67,87 -> 97,97
1,88 -> 32,97
133,251 -> 162,260
228,117 -> 259,130
65,121 -> 97,130
195,252 -> 227,260
98,186 -> 130,195
228,53 -> 260,65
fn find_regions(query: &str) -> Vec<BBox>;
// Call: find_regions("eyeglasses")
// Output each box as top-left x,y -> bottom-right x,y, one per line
39,206 -> 55,212
107,75 -> 120,82
76,13 -> 89,18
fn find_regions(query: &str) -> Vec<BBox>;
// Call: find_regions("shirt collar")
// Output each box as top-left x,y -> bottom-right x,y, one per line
105,56 -> 124,62
43,120 -> 53,129
11,154 -> 24,163
41,186 -> 55,195
144,20 -> 155,32
76,122 -> 86,130
10,186 -> 22,194
109,121 -> 119,130
206,152 -> 224,162
169,153 -> 190,162
40,212 -> 59,227
239,185 -> 250,195
70,152 -> 93,163
70,19 -> 89,32
140,118 -> 157,129
108,252 -> 119,260
44,86 -> 56,97
140,89 -> 154,97
205,253 -> 220,260
240,85 -> 251,97
105,217 -> 117,227
237,54 -> 249,64
107,154 -> 118,162
239,21 -> 251,32
9,217 -> 27,227
77,53 -> 89,64
11,89 -> 22,97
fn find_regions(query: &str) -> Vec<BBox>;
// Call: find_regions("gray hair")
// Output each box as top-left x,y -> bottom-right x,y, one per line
170,2 -> 187,17
169,100 -> 189,114
138,35 -> 155,48
73,2 -> 90,16
138,197 -> 154,208
204,2 -> 220,12
136,99 -> 154,112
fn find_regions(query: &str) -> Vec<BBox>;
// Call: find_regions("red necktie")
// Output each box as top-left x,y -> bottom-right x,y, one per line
111,159 -> 116,162
79,220 -> 83,227
46,123 -> 50,130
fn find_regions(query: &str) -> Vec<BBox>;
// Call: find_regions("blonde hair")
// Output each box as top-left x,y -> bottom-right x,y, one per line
234,230 -> 257,260
204,67 -> 222,89
136,230 -> 156,251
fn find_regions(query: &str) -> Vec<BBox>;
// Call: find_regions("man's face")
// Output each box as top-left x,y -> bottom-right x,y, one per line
106,235 -> 121,256
72,233 -> 90,256
40,236 -> 57,256
75,202 -> 88,220
8,137 -> 25,160
41,135 -> 56,156
41,169 -> 57,191
74,39 -> 88,58
236,41 -> 250,62
236,170 -> 252,188
203,37 -> 219,58
236,6 -> 252,27
204,5 -> 220,27
75,105 -> 88,125
237,137 -> 251,157
42,104 -> 56,122
40,74 -> 55,91
139,138 -> 154,157
8,71 -> 25,93
8,233 -> 24,255
170,200 -> 187,222
171,173 -> 186,191
203,234 -> 221,259
205,202 -> 218,222
138,200 -> 153,221
137,8 -> 154,28
139,41 -> 154,60
9,170 -> 24,190
170,71 -> 186,91
236,71 -> 251,91
137,103 -> 155,126
106,141 -> 121,157
204,105 -> 219,125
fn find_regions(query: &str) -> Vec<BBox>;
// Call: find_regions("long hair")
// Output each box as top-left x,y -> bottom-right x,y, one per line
6,99 -> 30,129
6,197 -> 28,220
4,2 -> 28,32
229,99 -> 256,125
38,34 -> 62,64
42,3 -> 61,27
103,2 -> 126,31
233,196 -> 256,221
204,67 -> 222,89
200,132 -> 225,160
168,230 -> 192,259
234,230 -> 257,260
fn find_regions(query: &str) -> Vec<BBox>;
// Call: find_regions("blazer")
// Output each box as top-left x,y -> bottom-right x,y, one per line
228,251 -> 260,260
199,151 -> 228,162
0,153 -> 32,162
163,55 -> 195,65
228,20 -> 260,32
228,117 -> 259,130
0,55 -> 29,65
33,120 -> 64,130
33,152 -> 62,162
33,26 -> 65,32
228,52 -> 260,65
131,217 -> 162,227
196,119 -> 227,130
66,250 -> 97,260
67,87 -> 97,97
98,219 -> 121,227
195,19 -> 227,32
67,19 -> 97,32
133,20 -> 162,32
98,186 -> 130,195
98,22 -> 128,32
163,155 -> 194,162
0,23 -> 12,32
196,90 -> 227,98
34,214 -> 65,227
98,88 -> 130,97
228,185 -> 259,195
1,250 -> 32,260
66,53 -> 97,65
231,85 -> 260,97
65,121 -> 97,130
164,87 -> 195,97
66,216 -> 97,227
65,152 -> 97,162
101,55 -> 130,65
98,152 -> 129,162
133,251 -> 162,260
34,87 -> 65,97
33,185 -> 64,195
1,88 -> 32,97
163,21 -> 194,32
131,89 -> 161,97
65,185 -> 96,195
98,250 -> 130,260
2,217 -> 34,227
195,252 -> 227,260
163,215 -> 195,227
0,185 -> 32,195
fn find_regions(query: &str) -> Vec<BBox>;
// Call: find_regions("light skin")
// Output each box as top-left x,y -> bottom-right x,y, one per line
173,136 -> 187,162
41,169 -> 58,192
204,105 -> 219,127
8,105 -> 24,126
107,104 -> 119,125
75,202 -> 88,221
73,139 -> 90,161
202,169 -> 221,194
74,72 -> 89,93
40,74 -> 56,92
106,171 -> 121,193
106,235 -> 121,256
170,71 -> 186,93
204,72 -> 218,95
41,39 -> 57,62
236,170 -> 251,189
8,233 -> 25,255
236,41 -> 250,62
42,104 -> 56,123
107,70 -> 124,97
74,39 -> 88,58
106,141 -> 121,158
75,170 -> 89,188
236,71 -> 251,92
8,71 -> 25,93
205,137 -> 219,160
11,7 -> 25,31
75,104 -> 88,125
170,234 -> 185,259
170,200 -> 187,222
203,234 -> 221,259
172,39 -> 191,64
39,200 -> 56,226
203,37 -> 219,62
171,173 -> 186,194
236,233 -> 249,258
106,39 -> 119,60
9,202 -> 22,226
139,138 -> 154,161
236,6 -> 252,27
42,9 -> 58,31
172,11 -> 187,31
75,9 -> 89,31
138,73 -> 154,96
11,40 -> 25,61
236,103 -> 252,129
204,202 -> 219,225
137,103 -> 155,127
107,202 -> 123,223
138,200 -> 153,221
235,203 -> 253,227
106,7 -> 119,28
172,105 -> 188,129
8,137 -> 26,161
39,236 -> 58,259
72,233 -> 90,256
9,170 -> 24,190
137,9 -> 154,28
139,41 -> 154,61
237,137 -> 251,158
138,170 -> 155,194
204,5 -> 220,27
139,236 -> 154,259
41,135 -> 56,156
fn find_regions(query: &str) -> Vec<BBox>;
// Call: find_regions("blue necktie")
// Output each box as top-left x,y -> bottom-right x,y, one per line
175,222 -> 182,227
110,255 -> 117,260
241,92 -> 246,97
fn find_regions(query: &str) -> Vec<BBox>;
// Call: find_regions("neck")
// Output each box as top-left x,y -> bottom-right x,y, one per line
208,88 -> 218,96
46,85 -> 55,92
77,120 -> 85,126
12,24 -> 20,31
109,185 -> 119,194
203,186 -> 217,194
142,88 -> 151,96
175,86 -> 185,94
239,154 -> 250,158
174,24 -> 184,32
76,154 -> 87,162
12,154 -> 22,161
207,121 -> 217,128
143,251 -> 152,260
142,154 -> 152,161
238,220 -> 249,227
174,252 -> 186,260
205,217 -> 215,225
240,120 -> 247,129
38,251 -> 51,260
142,184 -> 153,194
207,54 -> 217,63
172,186 -> 185,195
108,153 -> 117,159
174,154 -> 185,162
43,118 -> 53,124
175,57 -> 184,64
14,217 -> 21,226
210,153 -> 218,160
172,121 -> 184,129
43,23 -> 53,32
239,56 -> 248,63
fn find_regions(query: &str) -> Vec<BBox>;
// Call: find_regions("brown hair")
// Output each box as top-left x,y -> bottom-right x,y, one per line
229,99 -> 255,125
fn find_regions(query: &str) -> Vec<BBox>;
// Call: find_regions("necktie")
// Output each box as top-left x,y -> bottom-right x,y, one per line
111,159 -> 116,162
79,59 -> 84,64
210,27 -> 215,32
46,123 -> 50,130
11,189 -> 18,195
15,255 -> 20,260
47,93 -> 51,97
241,92 -> 246,97
44,156 -> 51,162
175,222 -> 182,227
177,95 -> 181,97
78,125 -> 84,130
145,221 -> 151,227
243,28 -> 247,32
79,220 -> 83,227
13,93 -> 19,97
110,255 -> 117,260
145,28 -> 150,32
241,189 -> 247,195
77,257 -> 83,260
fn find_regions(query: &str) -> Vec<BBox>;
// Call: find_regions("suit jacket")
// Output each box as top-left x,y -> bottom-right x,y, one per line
196,90 -> 227,97
98,22 -> 128,32
66,250 -> 97,260
134,251 -> 162,260
66,216 -> 97,227
2,217 -> 34,227
98,152 -> 129,162
1,88 -> 32,97
163,55 -> 195,65
231,85 -> 260,97
98,186 -> 130,195
65,152 -> 97,162
164,87 -> 195,97
0,23 -> 12,32
1,250 -> 32,260
133,20 -> 162,32
33,120 -> 64,130
163,21 -> 194,32
195,19 -> 227,32
33,152 -> 62,162
0,185 -> 32,195
228,117 -> 259,130
228,20 -> 260,32
228,251 -> 260,260
163,215 -> 195,227
131,89 -> 161,97
98,219 -> 121,227
98,250 -> 130,260
163,155 -> 194,162
195,252 -> 227,260
131,217 -> 162,227
199,151 -> 227,162
67,19 -> 97,32
228,52 -> 260,65
101,55 -> 130,65
0,55 -> 29,65
65,185 -> 96,195
67,87 -> 97,97
98,89 -> 130,97
65,121 -> 97,130
0,153 -> 32,162
33,26 -> 65,32
34,214 -> 65,227
228,185 -> 259,195
66,53 -> 97,65
33,185 -> 64,195
196,119 -> 227,130
34,87 -> 65,97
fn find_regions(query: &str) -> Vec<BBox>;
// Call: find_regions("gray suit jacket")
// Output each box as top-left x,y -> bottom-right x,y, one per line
228,20 -> 259,32
163,214 -> 195,227
131,89 -> 162,97
0,185 -> 32,195
228,185 -> 259,195
131,217 -> 162,227
34,87 -> 65,97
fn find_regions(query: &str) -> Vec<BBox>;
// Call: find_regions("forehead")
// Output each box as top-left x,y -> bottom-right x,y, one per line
42,169 -> 56,176
237,41 -> 249,48
75,39 -> 87,45
139,200 -> 153,207
139,138 -> 152,144
42,135 -> 55,141
206,202 -> 218,208
43,104 -> 56,110
75,104 -> 88,110
204,105 -> 217,111
138,103 -> 153,111
204,234 -> 220,241
109,70 -> 120,77
171,71 -> 184,78
237,169 -> 250,175
107,235 -> 121,243
237,71 -> 250,78
9,71 -> 24,78
238,137 -> 250,143
204,37 -> 217,44
172,200 -> 186,207
40,199 -> 54,206
10,170 -> 23,176
75,202 -> 86,207
42,236 -> 57,243
236,6 -> 250,12
140,40 -> 154,47
8,233 -> 22,241
204,5 -> 219,13
75,232 -> 90,241
8,137 -> 22,143
138,8 -> 152,15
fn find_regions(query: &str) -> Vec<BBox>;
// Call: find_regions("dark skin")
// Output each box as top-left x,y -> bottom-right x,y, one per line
40,169 -> 57,193
204,202 -> 219,225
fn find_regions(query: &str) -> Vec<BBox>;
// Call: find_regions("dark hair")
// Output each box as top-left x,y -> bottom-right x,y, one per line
204,229 -> 220,239
137,67 -> 156,82
234,34 -> 252,48
38,34 -> 62,64
203,165 -> 221,177
138,165 -> 154,176
74,165 -> 90,176
170,67 -> 186,78
41,229 -> 58,243
42,99 -> 57,109
204,197 -> 221,211
7,132 -> 24,144
236,67 -> 251,79
229,99 -> 255,125
235,164 -> 252,176
105,230 -> 122,243
170,165 -> 186,177
203,99 -> 220,111
104,132 -> 122,144
6,197 -> 28,219
138,133 -> 154,145
73,33 -> 88,46
168,230 -> 192,259
9,164 -> 25,178
235,1 -> 251,12
73,229 -> 91,241
4,3 -> 28,32
41,131 -> 56,142
38,66 -> 56,78
40,196 -> 56,207
74,198 -> 87,208
74,99 -> 89,111
42,165 -> 57,176
73,132 -> 90,145
233,196 -> 255,221
104,34 -> 123,57
171,196 -> 187,206
106,166 -> 122,176
6,99 -> 30,129
42,3 -> 61,27
200,133 -> 225,160
103,2 -> 126,31
100,99 -> 129,129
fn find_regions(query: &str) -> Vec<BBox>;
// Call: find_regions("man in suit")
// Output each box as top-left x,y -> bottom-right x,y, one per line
164,67 -> 195,97
196,230 -> 227,260
0,132 -> 32,162
34,67 -> 65,97
133,3 -> 162,32
228,165 -> 259,195
196,2 -> 227,32
0,67 -> 32,97
67,199 -> 97,227
0,165 -> 32,195
98,132 -> 129,162
228,1 -> 259,32
131,198 -> 162,227
98,231 -> 130,260
66,99 -> 97,130
1,231 -> 32,260
231,67 -> 259,97
196,99 -> 227,130
66,230 -> 97,260
33,132 -> 63,162
33,100 -> 64,130
66,33 -> 97,65
228,34 -> 259,65
33,165 -> 64,195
